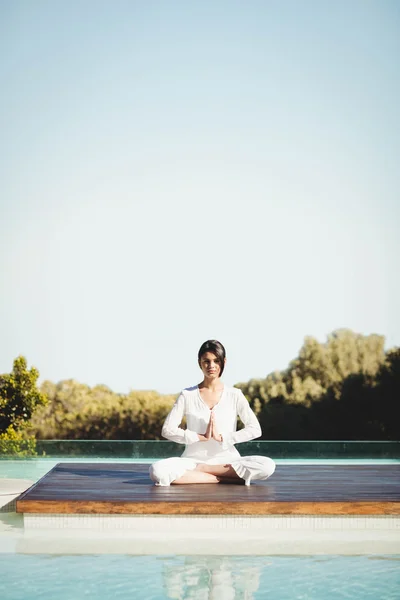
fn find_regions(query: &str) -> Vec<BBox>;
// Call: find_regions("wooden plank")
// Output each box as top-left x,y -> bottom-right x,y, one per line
16,499 -> 400,515
16,462 -> 400,515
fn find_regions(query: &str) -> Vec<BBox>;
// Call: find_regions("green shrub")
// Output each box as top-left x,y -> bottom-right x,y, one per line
0,425 -> 37,456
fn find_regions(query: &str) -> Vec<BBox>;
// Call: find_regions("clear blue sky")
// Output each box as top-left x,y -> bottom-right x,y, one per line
1,1 -> 399,394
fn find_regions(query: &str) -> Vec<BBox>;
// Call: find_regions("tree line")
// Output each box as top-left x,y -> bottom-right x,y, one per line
235,330 -> 399,440
1,329 -> 399,454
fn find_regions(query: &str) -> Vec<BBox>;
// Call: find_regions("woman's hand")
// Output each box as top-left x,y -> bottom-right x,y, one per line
197,411 -> 223,442
211,412 -> 223,443
197,411 -> 213,442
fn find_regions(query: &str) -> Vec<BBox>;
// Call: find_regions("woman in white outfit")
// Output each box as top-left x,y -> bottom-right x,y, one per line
149,340 -> 276,486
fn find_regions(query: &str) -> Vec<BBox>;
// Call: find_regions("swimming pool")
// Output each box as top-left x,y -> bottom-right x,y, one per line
0,554 -> 399,599
1,457 -> 399,599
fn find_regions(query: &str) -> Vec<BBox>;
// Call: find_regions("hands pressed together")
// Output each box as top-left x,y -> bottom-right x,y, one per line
197,410 -> 223,443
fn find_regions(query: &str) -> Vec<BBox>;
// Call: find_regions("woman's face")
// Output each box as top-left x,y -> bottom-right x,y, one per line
198,352 -> 223,379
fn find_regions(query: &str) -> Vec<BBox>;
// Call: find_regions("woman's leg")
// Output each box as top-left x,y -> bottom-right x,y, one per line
172,470 -> 220,484
193,457 -> 276,485
150,456 -> 276,485
149,457 -> 196,486
194,463 -> 242,480
231,456 -> 276,486
149,457 -> 219,485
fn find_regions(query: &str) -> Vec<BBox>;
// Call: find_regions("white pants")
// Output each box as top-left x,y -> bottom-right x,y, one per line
149,456 -> 276,487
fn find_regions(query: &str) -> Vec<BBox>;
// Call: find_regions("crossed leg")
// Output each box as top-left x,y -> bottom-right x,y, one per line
171,463 -> 242,485
150,456 -> 275,486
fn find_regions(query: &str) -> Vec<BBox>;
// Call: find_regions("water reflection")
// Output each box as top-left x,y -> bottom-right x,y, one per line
162,556 -> 260,599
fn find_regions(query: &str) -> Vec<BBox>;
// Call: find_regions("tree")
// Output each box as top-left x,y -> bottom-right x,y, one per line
371,347 -> 400,439
0,356 -> 47,454
236,330 -> 395,440
30,380 -> 177,440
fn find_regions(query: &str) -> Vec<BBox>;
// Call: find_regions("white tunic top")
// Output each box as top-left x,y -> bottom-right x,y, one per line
161,384 -> 262,464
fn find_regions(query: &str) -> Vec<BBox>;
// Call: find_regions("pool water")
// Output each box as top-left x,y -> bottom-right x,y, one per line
0,554 -> 399,600
1,458 -> 399,599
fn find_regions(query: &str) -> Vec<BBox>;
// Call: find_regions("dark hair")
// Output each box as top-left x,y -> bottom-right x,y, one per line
198,340 -> 226,376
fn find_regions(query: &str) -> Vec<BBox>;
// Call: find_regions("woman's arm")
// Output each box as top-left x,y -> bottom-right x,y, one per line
219,390 -> 262,449
161,392 -> 202,445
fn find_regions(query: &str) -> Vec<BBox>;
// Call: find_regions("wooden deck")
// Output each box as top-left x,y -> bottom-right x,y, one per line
16,463 -> 400,515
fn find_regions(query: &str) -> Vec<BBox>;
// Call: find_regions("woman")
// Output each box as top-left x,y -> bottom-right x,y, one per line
149,340 -> 276,486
